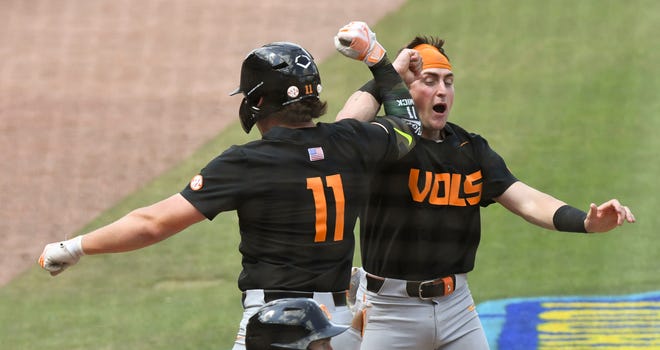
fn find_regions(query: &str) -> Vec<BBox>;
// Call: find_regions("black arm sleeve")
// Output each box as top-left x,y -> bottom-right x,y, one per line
358,79 -> 382,104
369,55 -> 421,136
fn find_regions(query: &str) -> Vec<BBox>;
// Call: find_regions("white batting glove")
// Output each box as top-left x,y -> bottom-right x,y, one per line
38,235 -> 85,276
334,21 -> 386,66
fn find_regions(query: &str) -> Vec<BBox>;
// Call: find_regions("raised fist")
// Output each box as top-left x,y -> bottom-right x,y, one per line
334,21 -> 386,66
393,48 -> 423,86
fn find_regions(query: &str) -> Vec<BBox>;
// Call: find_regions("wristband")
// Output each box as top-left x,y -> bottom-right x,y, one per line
63,235 -> 85,257
552,205 -> 588,233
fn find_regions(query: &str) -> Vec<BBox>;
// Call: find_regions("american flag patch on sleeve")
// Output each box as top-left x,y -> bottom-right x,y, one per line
307,147 -> 325,161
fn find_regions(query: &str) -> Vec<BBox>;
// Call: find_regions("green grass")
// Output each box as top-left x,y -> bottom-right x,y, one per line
2,0 -> 659,348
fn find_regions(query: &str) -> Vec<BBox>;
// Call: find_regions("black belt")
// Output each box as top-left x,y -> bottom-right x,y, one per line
366,274 -> 457,299
242,290 -> 347,306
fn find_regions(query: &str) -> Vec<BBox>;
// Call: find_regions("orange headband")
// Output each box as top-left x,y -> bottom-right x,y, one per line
413,43 -> 452,70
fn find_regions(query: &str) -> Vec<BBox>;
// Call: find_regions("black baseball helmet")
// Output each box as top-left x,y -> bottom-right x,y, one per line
245,298 -> 349,350
230,42 -> 323,133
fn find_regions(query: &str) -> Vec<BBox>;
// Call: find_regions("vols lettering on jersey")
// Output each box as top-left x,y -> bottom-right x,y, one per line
409,169 -> 482,206
360,123 -> 518,280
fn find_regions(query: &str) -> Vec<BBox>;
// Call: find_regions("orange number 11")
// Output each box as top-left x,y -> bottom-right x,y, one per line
306,174 -> 345,242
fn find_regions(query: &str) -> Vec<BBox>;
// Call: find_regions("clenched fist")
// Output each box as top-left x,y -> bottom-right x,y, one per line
334,21 -> 386,66
38,235 -> 85,276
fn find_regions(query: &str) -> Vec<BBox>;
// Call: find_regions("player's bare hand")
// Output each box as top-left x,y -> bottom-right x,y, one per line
38,236 -> 85,276
584,199 -> 635,233
334,21 -> 386,66
392,48 -> 423,86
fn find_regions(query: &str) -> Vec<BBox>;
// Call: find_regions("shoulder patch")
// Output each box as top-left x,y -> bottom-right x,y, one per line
190,174 -> 204,191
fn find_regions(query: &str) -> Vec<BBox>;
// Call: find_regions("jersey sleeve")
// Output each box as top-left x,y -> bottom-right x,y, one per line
372,116 -> 417,160
472,135 -> 518,205
337,118 -> 412,164
180,145 -> 247,220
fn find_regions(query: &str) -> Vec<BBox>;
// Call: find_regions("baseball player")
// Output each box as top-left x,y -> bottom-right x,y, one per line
38,26 -> 420,349
246,298 -> 353,350
336,35 -> 636,349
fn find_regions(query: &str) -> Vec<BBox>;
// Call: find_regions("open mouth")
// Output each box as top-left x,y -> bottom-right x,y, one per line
433,103 -> 447,113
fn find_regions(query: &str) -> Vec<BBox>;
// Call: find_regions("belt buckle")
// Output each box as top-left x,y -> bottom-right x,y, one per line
417,279 -> 440,300
418,276 -> 454,299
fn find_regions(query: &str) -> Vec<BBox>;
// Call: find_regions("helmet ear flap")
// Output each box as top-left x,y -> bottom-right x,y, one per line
239,96 -> 281,134
239,97 -> 258,133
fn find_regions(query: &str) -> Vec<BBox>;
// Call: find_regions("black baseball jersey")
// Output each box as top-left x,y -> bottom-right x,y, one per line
180,118 -> 407,292
360,122 -> 518,280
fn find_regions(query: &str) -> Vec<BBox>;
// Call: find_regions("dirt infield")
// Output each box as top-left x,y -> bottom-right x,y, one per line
0,0 -> 406,286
